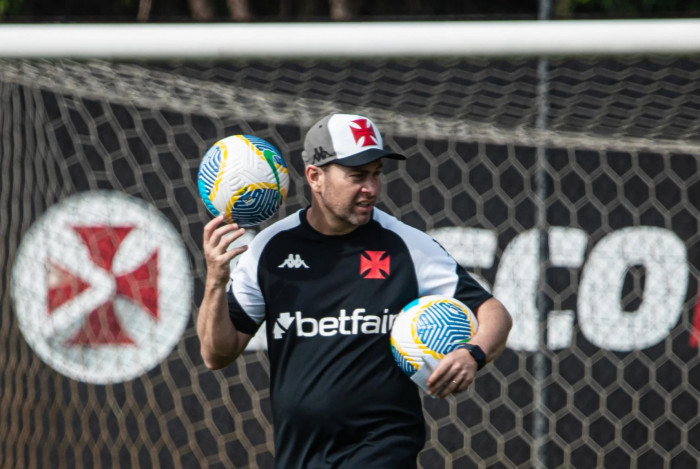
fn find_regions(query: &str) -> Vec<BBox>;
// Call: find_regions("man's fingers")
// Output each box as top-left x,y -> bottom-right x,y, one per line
437,374 -> 471,399
210,225 -> 242,248
426,349 -> 478,398
207,230 -> 247,267
203,215 -> 226,240
429,366 -> 471,398
204,217 -> 245,252
221,244 -> 248,263
436,380 -> 458,399
427,360 -> 458,395
437,373 -> 462,397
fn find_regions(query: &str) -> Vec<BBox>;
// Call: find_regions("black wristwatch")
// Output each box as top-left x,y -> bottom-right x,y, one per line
458,344 -> 487,371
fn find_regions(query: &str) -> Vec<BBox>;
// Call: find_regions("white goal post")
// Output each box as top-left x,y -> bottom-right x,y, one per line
2,19 -> 700,59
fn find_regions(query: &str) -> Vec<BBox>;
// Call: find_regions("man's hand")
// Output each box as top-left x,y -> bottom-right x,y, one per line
203,215 -> 248,288
426,297 -> 512,399
426,347 -> 479,398
198,215 -> 251,370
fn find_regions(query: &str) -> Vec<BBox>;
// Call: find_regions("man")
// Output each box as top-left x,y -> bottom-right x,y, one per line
197,113 -> 512,468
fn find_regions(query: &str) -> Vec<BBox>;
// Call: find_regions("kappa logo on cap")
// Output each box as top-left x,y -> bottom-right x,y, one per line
349,118 -> 378,147
312,147 -> 333,164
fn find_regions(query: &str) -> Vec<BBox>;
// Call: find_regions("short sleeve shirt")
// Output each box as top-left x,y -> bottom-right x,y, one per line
228,208 -> 492,469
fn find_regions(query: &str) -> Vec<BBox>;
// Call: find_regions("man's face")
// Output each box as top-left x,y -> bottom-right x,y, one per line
314,160 -> 383,231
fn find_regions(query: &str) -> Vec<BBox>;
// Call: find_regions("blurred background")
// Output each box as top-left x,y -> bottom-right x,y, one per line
2,0 -> 700,22
2,3 -> 700,469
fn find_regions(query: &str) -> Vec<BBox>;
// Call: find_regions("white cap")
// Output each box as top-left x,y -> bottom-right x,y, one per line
301,113 -> 405,167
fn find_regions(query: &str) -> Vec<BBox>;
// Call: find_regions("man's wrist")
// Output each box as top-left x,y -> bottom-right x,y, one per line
457,343 -> 487,371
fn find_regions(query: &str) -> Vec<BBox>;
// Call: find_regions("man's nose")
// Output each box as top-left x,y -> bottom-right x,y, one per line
361,178 -> 379,195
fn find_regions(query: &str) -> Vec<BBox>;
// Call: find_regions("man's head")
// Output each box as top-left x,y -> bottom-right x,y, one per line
301,114 -> 405,168
302,114 -> 405,235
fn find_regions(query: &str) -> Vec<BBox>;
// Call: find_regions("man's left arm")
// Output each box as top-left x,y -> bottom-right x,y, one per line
426,297 -> 512,398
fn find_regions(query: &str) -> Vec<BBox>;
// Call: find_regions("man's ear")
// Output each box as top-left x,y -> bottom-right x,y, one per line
305,165 -> 323,193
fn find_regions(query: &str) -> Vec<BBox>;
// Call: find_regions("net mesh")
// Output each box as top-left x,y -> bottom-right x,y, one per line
1,56 -> 699,469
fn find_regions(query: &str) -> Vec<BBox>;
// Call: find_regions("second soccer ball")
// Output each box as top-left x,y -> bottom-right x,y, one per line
391,295 -> 479,380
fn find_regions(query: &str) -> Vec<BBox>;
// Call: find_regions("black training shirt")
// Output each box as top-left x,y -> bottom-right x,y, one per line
228,208 -> 492,469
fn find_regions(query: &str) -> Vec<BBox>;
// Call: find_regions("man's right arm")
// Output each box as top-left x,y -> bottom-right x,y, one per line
197,215 -> 252,370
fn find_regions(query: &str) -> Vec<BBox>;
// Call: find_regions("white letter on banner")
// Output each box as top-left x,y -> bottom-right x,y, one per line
428,227 -> 497,291
547,227 -> 588,350
578,227 -> 688,351
494,228 -> 587,351
494,229 -> 540,351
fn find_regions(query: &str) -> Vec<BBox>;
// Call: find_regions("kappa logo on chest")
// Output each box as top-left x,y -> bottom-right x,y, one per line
278,253 -> 310,269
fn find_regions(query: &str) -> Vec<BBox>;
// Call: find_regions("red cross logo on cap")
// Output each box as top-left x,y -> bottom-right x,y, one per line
350,118 -> 378,147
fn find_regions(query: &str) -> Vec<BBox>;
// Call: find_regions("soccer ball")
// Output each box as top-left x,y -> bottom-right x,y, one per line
390,295 -> 478,378
197,135 -> 290,226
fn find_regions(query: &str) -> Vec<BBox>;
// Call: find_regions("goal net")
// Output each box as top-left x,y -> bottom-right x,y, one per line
2,24 -> 699,469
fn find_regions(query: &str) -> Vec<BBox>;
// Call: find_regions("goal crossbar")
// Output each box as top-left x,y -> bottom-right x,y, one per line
3,19 -> 700,59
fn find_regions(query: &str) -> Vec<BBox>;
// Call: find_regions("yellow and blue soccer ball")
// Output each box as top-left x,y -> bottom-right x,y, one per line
197,135 -> 289,226
391,295 -> 478,377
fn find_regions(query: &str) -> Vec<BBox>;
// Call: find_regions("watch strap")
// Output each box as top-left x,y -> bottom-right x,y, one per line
458,343 -> 486,371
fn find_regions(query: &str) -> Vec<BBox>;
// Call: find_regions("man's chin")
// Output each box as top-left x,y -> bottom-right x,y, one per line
348,211 -> 372,226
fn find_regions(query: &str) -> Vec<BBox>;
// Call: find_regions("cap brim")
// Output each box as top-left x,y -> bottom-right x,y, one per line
331,148 -> 406,167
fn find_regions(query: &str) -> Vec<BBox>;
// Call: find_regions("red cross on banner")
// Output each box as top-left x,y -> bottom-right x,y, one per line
47,225 -> 159,346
